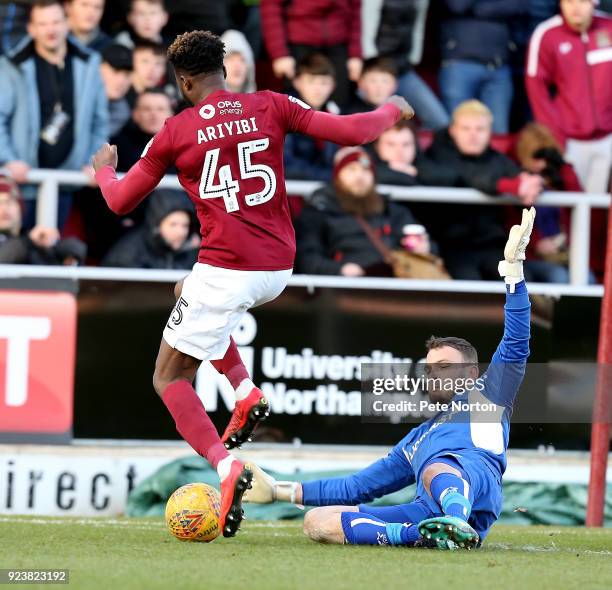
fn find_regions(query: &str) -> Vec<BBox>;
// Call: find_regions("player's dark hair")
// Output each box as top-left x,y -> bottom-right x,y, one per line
133,39 -> 166,57
29,0 -> 64,19
361,57 -> 398,79
295,53 -> 336,78
425,336 -> 478,364
167,30 -> 225,76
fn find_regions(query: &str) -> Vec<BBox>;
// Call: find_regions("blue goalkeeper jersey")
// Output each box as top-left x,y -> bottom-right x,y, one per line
303,281 -> 530,507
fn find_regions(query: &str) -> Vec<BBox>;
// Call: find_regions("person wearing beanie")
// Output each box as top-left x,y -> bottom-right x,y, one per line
101,189 -> 198,269
296,146 -> 432,276
221,30 -> 256,94
0,176 -> 86,265
100,44 -> 134,136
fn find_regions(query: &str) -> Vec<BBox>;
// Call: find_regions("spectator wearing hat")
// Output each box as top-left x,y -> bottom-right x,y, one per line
100,43 -> 133,136
65,0 -> 112,52
0,175 -> 86,265
102,189 -> 198,269
296,146 -> 431,276
221,29 -> 256,94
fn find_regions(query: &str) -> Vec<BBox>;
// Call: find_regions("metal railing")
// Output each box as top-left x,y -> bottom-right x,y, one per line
21,168 -> 612,287
0,264 -> 603,298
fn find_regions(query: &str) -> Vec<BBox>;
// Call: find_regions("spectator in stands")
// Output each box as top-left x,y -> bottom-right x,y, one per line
0,175 -> 86,264
115,0 -> 168,49
0,0 -> 108,229
423,100 -> 543,280
111,88 -> 173,171
526,0 -> 612,194
347,57 -> 398,114
100,44 -> 133,136
370,120 -> 455,186
361,0 -> 449,130
126,39 -> 166,107
221,29 -> 256,93
65,0 -> 111,52
284,53 -> 339,182
296,146 -> 431,276
102,189 -> 198,269
438,0 -> 529,134
261,0 -> 362,106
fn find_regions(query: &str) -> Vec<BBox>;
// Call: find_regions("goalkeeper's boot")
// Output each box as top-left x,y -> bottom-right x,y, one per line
222,387 -> 270,449
418,516 -> 480,550
219,461 -> 253,538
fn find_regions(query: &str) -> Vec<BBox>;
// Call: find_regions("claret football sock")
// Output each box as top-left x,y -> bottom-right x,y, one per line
211,337 -> 252,397
340,513 -> 421,546
430,473 -> 472,520
162,380 -> 229,468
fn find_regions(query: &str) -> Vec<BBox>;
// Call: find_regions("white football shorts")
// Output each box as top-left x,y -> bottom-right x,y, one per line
163,263 -> 292,360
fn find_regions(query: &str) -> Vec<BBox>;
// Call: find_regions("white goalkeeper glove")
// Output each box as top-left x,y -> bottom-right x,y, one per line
498,206 -> 536,292
242,463 -> 301,505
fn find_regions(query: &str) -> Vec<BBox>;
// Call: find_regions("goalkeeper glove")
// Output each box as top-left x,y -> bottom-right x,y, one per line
242,463 -> 301,504
498,206 -> 536,292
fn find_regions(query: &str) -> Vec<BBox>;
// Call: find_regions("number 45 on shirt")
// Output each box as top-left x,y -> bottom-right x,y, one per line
199,138 -> 277,213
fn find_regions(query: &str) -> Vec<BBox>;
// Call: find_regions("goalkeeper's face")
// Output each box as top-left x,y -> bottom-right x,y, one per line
424,346 -> 479,403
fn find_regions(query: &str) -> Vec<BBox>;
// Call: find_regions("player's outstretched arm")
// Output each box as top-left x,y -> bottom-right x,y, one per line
244,450 -> 415,507
93,122 -> 174,215
484,207 -> 535,407
304,96 -> 415,146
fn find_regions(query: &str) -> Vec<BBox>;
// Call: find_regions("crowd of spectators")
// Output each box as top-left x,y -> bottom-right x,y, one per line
0,0 -> 611,284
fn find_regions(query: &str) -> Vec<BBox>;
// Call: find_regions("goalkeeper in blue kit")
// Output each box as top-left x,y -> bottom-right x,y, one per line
244,208 -> 535,550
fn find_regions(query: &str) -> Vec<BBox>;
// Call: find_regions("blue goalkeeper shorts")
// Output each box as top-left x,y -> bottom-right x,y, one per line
357,454 -> 501,541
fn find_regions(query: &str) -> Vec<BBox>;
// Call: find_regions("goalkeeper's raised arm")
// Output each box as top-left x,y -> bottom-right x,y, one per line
481,207 -> 534,410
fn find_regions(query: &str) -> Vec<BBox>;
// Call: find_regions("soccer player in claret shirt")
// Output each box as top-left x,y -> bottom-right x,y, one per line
92,30 -> 414,538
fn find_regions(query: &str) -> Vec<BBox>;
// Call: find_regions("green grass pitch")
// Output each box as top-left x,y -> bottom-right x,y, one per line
1,516 -> 611,590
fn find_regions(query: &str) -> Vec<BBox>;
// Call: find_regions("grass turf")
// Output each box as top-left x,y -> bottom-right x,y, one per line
0,516 -> 611,590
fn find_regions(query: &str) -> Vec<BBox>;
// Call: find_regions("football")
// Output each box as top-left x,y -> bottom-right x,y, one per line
165,483 -> 222,542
